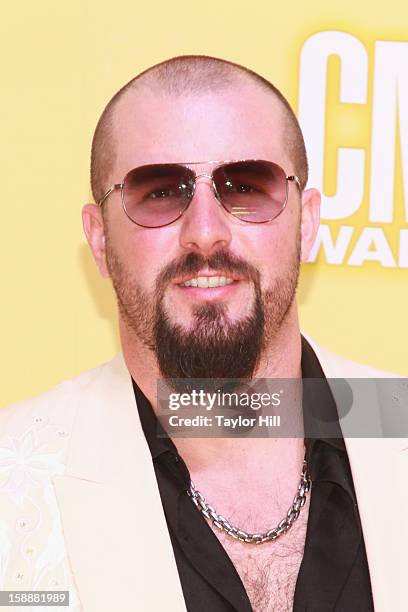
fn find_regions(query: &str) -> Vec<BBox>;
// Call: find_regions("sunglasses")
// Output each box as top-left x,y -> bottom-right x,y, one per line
98,159 -> 301,228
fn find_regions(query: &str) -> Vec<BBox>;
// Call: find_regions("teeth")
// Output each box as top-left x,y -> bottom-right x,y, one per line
179,276 -> 235,288
208,276 -> 222,287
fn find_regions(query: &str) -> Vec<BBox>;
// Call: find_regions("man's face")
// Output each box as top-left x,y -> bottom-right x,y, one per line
89,84 -> 313,379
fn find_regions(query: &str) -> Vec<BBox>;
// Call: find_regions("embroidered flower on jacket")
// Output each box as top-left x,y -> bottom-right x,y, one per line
0,430 -> 65,504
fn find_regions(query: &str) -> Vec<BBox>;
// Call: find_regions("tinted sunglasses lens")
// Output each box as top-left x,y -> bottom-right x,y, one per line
123,164 -> 194,227
213,161 -> 288,222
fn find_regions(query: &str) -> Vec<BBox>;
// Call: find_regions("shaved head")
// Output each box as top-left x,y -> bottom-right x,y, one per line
90,55 -> 308,204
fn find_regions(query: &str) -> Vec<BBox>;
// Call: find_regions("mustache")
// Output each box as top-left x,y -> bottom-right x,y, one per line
155,249 -> 261,290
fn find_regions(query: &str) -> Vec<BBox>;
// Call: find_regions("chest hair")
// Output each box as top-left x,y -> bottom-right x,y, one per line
209,504 -> 309,612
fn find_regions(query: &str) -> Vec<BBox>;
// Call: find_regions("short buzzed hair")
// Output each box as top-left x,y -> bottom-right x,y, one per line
90,55 -> 308,204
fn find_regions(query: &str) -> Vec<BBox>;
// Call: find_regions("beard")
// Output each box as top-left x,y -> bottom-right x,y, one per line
105,233 -> 300,381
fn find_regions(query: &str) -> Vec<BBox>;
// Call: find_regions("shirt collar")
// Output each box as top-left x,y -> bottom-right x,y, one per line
301,334 -> 346,463
132,377 -> 174,460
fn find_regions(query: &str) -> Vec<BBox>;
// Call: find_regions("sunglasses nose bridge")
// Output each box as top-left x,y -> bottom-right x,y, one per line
190,172 -> 222,205
195,172 -> 212,180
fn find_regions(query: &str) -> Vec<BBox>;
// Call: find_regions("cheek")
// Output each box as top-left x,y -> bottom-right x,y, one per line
240,218 -> 300,286
109,222 -> 179,291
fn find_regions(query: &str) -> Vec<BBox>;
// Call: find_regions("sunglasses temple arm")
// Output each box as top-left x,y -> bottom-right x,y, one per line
287,175 -> 302,191
98,184 -> 123,207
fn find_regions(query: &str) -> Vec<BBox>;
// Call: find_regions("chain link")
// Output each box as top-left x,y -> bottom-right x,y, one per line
187,458 -> 311,545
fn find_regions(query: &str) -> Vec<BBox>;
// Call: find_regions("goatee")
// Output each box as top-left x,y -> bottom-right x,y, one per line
153,279 -> 265,380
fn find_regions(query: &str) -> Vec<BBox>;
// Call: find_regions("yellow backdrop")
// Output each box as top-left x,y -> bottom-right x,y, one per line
1,0 -> 407,407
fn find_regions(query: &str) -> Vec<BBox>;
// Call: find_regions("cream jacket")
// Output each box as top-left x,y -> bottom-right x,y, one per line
0,336 -> 406,612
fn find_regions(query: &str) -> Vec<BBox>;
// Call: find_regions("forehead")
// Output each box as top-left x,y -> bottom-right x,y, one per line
111,84 -> 291,176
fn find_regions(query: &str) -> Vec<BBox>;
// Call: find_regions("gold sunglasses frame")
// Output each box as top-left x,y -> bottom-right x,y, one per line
97,159 -> 301,228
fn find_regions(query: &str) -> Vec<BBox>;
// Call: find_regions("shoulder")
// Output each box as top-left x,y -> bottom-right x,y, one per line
302,332 -> 401,378
0,355 -> 121,443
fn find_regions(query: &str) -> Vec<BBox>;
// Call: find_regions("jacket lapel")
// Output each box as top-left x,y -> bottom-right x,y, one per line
52,353 -> 187,612
307,335 -> 408,612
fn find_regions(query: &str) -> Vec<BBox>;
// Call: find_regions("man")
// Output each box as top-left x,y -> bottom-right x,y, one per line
0,55 -> 406,612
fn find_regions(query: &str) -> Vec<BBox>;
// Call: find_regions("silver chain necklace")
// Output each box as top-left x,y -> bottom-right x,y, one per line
187,456 -> 311,545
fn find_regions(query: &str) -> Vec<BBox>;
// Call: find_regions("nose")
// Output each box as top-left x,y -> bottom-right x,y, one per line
178,176 -> 233,256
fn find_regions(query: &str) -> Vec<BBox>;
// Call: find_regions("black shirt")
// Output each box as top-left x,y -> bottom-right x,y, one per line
132,337 -> 374,611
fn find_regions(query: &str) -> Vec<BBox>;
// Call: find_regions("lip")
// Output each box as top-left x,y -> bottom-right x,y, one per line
175,281 -> 241,301
172,269 -> 244,285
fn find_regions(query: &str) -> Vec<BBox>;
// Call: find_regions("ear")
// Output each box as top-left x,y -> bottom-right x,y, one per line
300,188 -> 320,262
82,204 -> 110,278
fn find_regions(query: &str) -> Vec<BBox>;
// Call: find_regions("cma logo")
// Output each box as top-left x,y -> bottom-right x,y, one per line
299,31 -> 408,268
